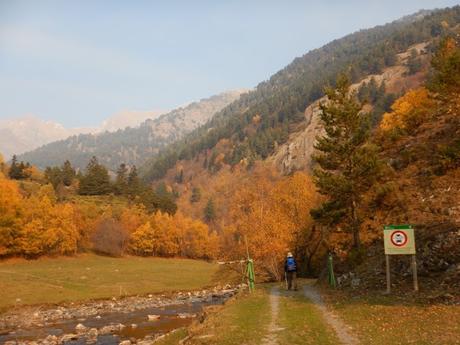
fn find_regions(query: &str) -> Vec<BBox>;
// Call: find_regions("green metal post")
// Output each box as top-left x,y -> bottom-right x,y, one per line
328,253 -> 336,288
247,259 -> 255,292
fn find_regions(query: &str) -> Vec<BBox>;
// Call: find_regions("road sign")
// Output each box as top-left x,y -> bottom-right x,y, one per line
383,225 -> 418,293
384,225 -> 415,255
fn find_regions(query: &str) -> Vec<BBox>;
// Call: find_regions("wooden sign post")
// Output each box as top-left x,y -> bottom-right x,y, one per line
383,225 -> 418,293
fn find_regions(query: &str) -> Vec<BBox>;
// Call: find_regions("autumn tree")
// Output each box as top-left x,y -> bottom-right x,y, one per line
20,186 -> 79,257
312,75 -> 381,251
380,88 -> 435,133
0,153 -> 7,175
0,174 -> 22,256
130,222 -> 156,256
92,218 -> 129,257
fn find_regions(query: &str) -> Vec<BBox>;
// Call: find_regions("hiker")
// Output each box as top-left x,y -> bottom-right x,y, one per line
284,252 -> 298,290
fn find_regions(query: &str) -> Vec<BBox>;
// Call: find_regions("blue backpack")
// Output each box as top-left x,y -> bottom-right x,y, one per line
286,257 -> 297,272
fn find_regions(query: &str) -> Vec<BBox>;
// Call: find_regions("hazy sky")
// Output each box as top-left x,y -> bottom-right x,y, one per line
1,0 -> 459,127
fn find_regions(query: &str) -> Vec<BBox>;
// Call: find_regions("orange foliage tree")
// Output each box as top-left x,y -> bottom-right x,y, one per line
380,87 -> 435,133
0,173 -> 23,256
223,172 -> 318,280
20,185 -> 79,257
129,211 -> 218,259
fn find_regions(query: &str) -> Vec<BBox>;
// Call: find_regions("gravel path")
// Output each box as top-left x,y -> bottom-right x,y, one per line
262,286 -> 283,345
303,284 -> 359,345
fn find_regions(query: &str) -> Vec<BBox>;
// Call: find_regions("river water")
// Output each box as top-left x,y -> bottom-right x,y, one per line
0,298 -> 224,344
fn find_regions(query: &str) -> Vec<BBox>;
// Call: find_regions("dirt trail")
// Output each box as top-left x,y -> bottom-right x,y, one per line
262,286 -> 283,345
303,284 -> 359,345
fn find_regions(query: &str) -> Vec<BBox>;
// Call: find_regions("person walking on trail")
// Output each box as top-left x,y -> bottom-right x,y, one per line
284,252 -> 298,290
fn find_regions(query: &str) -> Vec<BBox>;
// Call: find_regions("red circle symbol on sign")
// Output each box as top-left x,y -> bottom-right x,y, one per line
390,231 -> 408,247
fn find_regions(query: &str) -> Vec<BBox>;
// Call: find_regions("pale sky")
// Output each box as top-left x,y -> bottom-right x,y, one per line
0,0 -> 459,127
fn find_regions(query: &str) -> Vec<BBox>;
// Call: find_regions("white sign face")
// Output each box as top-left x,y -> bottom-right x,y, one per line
384,227 -> 416,255
391,231 -> 407,247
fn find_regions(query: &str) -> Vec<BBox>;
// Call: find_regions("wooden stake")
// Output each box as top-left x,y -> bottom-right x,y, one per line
412,254 -> 419,292
385,254 -> 391,294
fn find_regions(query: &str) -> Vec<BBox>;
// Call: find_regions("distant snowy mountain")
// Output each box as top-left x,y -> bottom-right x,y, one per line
0,110 -> 165,160
17,89 -> 248,170
0,115 -> 92,159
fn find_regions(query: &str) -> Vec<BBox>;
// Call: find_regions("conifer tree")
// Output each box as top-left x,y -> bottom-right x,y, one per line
78,156 -> 112,195
44,166 -> 62,189
114,163 -> 129,195
127,165 -> 141,196
190,187 -> 201,203
204,198 -> 216,223
311,75 -> 381,250
406,48 -> 422,75
8,155 -> 23,180
61,160 -> 76,186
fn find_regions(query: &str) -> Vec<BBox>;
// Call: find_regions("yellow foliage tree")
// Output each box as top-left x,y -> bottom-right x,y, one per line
380,87 -> 435,132
151,211 -> 180,256
120,204 -> 149,234
223,172 -> 319,279
129,210 -> 218,259
0,174 -> 23,256
0,153 -> 7,175
20,188 -> 79,257
130,221 -> 156,255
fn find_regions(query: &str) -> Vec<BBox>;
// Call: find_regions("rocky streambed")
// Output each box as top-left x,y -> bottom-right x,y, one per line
0,285 -> 242,345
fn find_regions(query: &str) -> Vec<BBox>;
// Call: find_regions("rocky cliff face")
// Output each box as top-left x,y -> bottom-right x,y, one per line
270,43 -> 429,175
144,90 -> 249,142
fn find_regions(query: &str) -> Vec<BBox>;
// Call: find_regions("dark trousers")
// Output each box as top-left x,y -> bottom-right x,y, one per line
286,271 -> 297,290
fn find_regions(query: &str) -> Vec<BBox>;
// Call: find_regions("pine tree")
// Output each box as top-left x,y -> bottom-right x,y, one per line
61,160 -> 76,186
406,48 -> 422,75
8,155 -> 23,180
44,166 -> 63,189
190,187 -> 201,203
204,198 -> 216,223
311,75 -> 381,251
78,156 -> 112,195
154,183 -> 178,215
127,165 -> 141,196
114,163 -> 129,195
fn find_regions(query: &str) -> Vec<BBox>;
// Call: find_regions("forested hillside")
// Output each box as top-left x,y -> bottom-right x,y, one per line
17,90 -> 246,171
142,7 -> 460,181
132,7 -> 460,287
1,6 -> 459,289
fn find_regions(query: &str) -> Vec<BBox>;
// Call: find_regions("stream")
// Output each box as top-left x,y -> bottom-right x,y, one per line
0,288 -> 238,345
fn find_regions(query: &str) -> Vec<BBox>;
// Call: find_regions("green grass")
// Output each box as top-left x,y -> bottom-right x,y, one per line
0,253 -> 220,310
189,288 -> 271,345
277,290 -> 339,345
155,328 -> 188,345
189,283 -> 339,345
323,290 -> 460,345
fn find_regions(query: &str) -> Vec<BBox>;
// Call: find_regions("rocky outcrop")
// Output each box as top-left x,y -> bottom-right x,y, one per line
270,43 -> 429,175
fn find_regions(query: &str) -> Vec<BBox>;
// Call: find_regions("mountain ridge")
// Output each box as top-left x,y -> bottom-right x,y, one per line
17,89 -> 248,170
